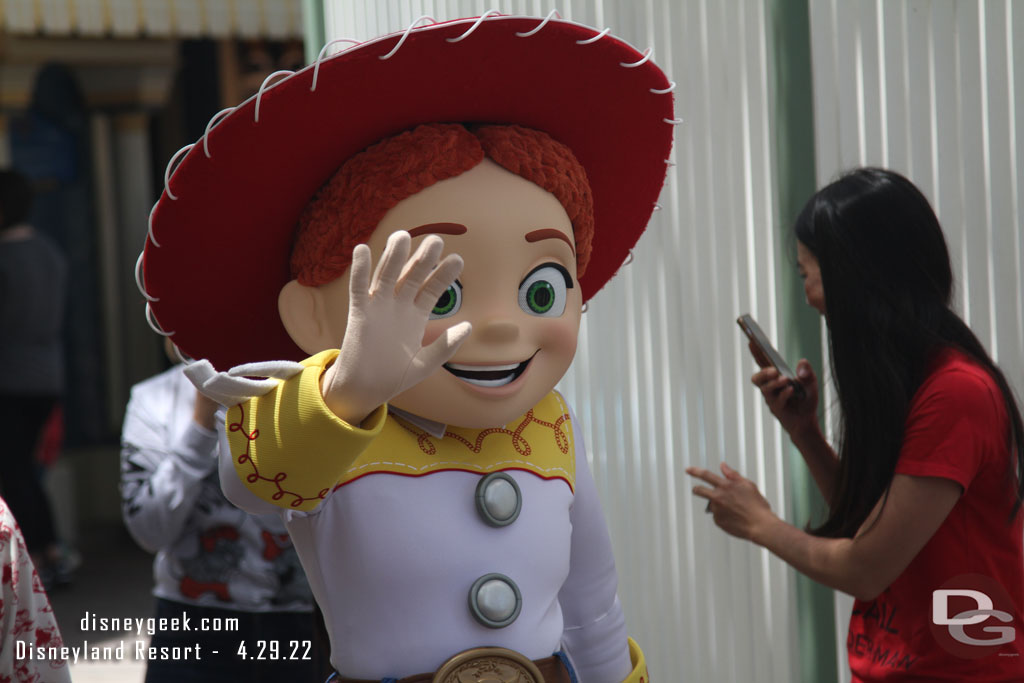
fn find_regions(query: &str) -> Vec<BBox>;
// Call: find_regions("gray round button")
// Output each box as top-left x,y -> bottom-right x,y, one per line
475,472 -> 522,527
468,573 -> 522,629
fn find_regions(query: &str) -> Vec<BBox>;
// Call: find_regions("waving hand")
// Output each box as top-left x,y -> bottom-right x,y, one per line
320,231 -> 471,424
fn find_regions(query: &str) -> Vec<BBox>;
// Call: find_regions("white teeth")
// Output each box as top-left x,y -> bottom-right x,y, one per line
445,362 -> 521,372
444,357 -> 534,388
458,375 -> 516,388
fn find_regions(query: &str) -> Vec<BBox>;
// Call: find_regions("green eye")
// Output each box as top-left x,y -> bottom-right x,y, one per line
525,281 -> 555,313
518,264 -> 571,317
430,281 -> 462,319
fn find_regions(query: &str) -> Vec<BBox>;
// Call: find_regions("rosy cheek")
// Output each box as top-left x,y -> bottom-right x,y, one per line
536,317 -> 579,360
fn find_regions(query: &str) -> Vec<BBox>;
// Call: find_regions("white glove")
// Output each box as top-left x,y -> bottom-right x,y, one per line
321,230 -> 472,424
184,359 -> 305,407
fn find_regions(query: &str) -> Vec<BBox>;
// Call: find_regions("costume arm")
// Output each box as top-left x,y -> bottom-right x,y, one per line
215,407 -> 281,517
223,350 -> 387,512
558,404 -> 644,683
120,373 -> 218,554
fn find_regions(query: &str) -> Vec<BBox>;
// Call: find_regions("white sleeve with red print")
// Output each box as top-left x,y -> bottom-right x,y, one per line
0,497 -> 70,683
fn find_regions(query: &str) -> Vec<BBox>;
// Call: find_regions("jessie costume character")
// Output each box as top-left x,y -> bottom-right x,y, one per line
139,13 -> 674,683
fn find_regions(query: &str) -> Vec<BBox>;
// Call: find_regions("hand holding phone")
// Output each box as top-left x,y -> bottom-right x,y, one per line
738,314 -> 822,442
736,314 -> 806,400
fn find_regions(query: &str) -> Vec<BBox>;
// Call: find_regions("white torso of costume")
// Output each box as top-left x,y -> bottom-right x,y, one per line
215,354 -> 630,681
288,469 -> 577,677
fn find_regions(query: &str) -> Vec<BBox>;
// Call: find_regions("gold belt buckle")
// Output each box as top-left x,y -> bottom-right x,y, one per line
432,647 -> 545,683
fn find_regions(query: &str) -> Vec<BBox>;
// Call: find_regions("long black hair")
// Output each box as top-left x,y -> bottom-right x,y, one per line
794,167 -> 1024,538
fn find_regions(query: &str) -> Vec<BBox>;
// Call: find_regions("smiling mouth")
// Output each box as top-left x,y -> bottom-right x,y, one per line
444,353 -> 537,388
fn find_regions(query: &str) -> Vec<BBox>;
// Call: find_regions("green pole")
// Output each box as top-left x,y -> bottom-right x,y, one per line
302,0 -> 327,65
767,0 -> 838,681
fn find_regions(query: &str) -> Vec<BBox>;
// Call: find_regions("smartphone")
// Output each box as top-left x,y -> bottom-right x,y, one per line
736,314 -> 806,399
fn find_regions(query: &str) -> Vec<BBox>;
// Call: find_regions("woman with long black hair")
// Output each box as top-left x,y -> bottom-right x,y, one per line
688,168 -> 1024,680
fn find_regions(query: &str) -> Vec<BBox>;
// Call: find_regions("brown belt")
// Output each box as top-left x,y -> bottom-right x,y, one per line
335,647 -> 571,683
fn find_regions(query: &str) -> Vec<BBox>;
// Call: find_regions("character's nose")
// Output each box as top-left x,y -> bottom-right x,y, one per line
477,319 -> 519,343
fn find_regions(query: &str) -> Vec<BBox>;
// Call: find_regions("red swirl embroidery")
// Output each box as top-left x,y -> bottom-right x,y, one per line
399,408 -> 571,456
229,403 -> 329,508
396,421 -> 438,454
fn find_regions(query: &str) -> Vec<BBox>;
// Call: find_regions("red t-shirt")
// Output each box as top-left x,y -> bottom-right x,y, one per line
848,349 -> 1024,681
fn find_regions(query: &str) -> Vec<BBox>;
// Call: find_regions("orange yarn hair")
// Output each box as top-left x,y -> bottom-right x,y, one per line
290,123 -> 593,286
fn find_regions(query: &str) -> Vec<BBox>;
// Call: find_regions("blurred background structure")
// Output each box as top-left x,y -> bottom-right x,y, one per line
1,1 -> 1021,682
0,3 -> 305,681
0,0 -> 304,525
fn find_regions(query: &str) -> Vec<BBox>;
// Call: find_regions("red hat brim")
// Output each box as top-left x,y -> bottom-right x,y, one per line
142,15 -> 675,370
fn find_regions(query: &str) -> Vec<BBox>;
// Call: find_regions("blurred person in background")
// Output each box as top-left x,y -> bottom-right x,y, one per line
0,169 -> 69,588
120,340 -> 316,682
688,168 -> 1024,681
0,493 -> 70,682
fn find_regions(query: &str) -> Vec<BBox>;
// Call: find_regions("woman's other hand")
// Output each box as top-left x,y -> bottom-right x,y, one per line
686,463 -> 775,541
749,342 -> 819,439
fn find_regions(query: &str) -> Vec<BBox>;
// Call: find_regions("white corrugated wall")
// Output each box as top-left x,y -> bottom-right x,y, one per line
808,1 -> 1024,681
324,2 -> 798,681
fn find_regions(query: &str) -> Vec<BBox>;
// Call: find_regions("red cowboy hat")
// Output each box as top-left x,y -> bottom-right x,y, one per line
140,13 -> 676,370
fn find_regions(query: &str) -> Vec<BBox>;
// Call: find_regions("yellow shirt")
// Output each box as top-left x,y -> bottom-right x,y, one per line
225,349 -> 576,511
